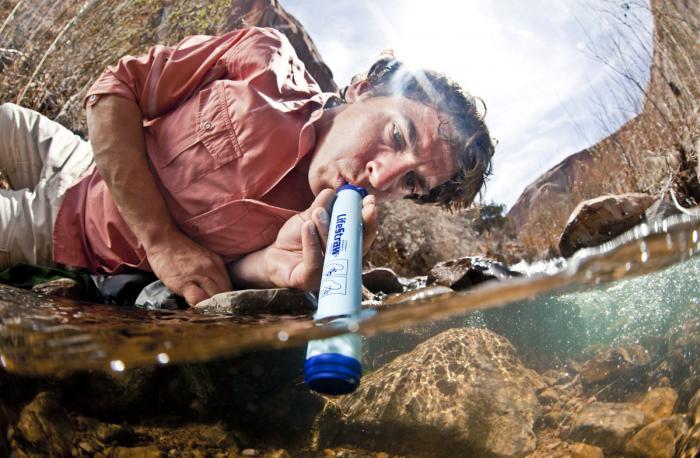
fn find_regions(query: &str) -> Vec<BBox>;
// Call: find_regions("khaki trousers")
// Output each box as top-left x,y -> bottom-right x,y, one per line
0,103 -> 94,270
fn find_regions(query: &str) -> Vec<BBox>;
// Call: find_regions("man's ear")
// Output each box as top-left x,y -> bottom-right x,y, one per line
344,80 -> 371,103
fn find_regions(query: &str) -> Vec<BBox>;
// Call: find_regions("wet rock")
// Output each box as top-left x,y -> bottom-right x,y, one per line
645,195 -> 683,223
636,387 -> 677,423
426,256 -> 519,291
31,278 -> 86,300
541,411 -> 568,428
558,193 -> 655,257
537,387 -> 560,406
263,450 -> 291,458
327,328 -> 545,457
16,392 -> 73,456
194,288 -> 315,315
676,375 -> 700,411
678,423 -> 700,458
579,344 -> 651,398
625,415 -> 688,458
569,442 -> 604,458
361,268 -> 403,294
382,285 -> 453,305
569,402 -> 645,454
112,445 -> 164,458
688,388 -> 700,423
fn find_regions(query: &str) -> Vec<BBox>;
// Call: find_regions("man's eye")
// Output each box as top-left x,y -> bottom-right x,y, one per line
392,123 -> 405,149
405,172 -> 416,194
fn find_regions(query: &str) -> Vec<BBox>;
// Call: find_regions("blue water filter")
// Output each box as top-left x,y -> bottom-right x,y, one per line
304,184 -> 367,395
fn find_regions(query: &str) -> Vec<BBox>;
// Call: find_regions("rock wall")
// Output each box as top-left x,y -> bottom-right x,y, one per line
508,0 -> 699,255
0,0 -> 336,133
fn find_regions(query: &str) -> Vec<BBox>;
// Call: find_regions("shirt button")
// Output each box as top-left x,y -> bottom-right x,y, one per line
203,121 -> 213,130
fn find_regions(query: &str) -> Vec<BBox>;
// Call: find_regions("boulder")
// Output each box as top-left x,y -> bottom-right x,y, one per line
636,387 -> 678,424
327,328 -> 545,457
569,442 -> 604,458
194,288 -> 315,315
558,193 -> 655,257
426,256 -> 519,291
625,415 -> 688,458
569,402 -> 645,454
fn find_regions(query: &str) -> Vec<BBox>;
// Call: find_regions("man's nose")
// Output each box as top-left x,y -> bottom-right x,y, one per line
365,156 -> 410,193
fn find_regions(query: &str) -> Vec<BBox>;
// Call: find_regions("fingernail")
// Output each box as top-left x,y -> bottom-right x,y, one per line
318,208 -> 329,224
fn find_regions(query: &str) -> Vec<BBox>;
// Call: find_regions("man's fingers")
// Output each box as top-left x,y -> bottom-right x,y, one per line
361,194 -> 378,253
209,255 -> 233,292
312,206 -> 330,248
197,276 -> 224,300
300,220 -> 323,290
181,282 -> 208,306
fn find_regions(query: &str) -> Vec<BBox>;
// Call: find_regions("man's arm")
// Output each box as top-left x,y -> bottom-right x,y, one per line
87,95 -> 231,305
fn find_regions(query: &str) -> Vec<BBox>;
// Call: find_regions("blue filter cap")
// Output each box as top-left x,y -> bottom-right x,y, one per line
336,184 -> 368,198
304,353 -> 362,395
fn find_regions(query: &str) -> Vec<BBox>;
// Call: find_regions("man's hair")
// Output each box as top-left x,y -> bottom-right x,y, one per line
341,53 -> 495,211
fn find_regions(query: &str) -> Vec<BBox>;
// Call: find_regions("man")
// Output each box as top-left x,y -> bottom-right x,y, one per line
0,27 -> 494,305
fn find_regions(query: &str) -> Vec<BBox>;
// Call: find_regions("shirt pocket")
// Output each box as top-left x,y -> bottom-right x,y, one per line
181,200 -> 297,260
147,83 -> 242,193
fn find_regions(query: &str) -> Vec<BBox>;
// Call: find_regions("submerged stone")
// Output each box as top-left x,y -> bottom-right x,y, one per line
625,415 -> 688,458
569,401 -> 645,454
569,442 -> 604,458
17,392 -> 73,456
325,328 -> 544,457
678,423 -> 700,458
636,387 -> 678,423
579,344 -> 651,398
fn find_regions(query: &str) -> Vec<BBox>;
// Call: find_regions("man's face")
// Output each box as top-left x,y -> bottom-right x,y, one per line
307,94 -> 457,203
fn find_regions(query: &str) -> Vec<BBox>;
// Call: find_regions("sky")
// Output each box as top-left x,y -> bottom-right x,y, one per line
281,0 -> 654,209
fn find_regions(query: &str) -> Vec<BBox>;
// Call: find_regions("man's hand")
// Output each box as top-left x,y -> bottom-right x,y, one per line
145,228 -> 232,306
230,189 -> 378,291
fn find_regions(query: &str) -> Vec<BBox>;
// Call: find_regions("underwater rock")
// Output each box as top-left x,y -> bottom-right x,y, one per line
16,391 -> 73,456
558,193 -> 655,257
677,376 -> 700,412
426,256 -> 519,291
569,442 -> 604,458
687,387 -> 700,424
579,344 -> 651,398
636,387 -> 678,423
194,288 -> 315,315
624,414 -> 688,458
327,328 -> 545,457
678,423 -> 700,458
569,401 -> 645,454
111,445 -> 163,457
361,267 -> 403,294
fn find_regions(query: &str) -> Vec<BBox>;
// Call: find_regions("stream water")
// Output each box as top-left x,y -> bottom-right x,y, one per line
1,213 -> 699,378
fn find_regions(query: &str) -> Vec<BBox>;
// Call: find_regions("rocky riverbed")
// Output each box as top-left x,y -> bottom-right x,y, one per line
2,259 -> 700,457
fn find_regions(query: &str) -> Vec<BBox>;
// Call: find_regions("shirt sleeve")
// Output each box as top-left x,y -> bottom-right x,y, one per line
83,27 -> 289,119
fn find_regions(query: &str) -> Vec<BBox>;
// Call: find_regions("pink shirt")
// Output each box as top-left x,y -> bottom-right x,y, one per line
52,27 -> 334,274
